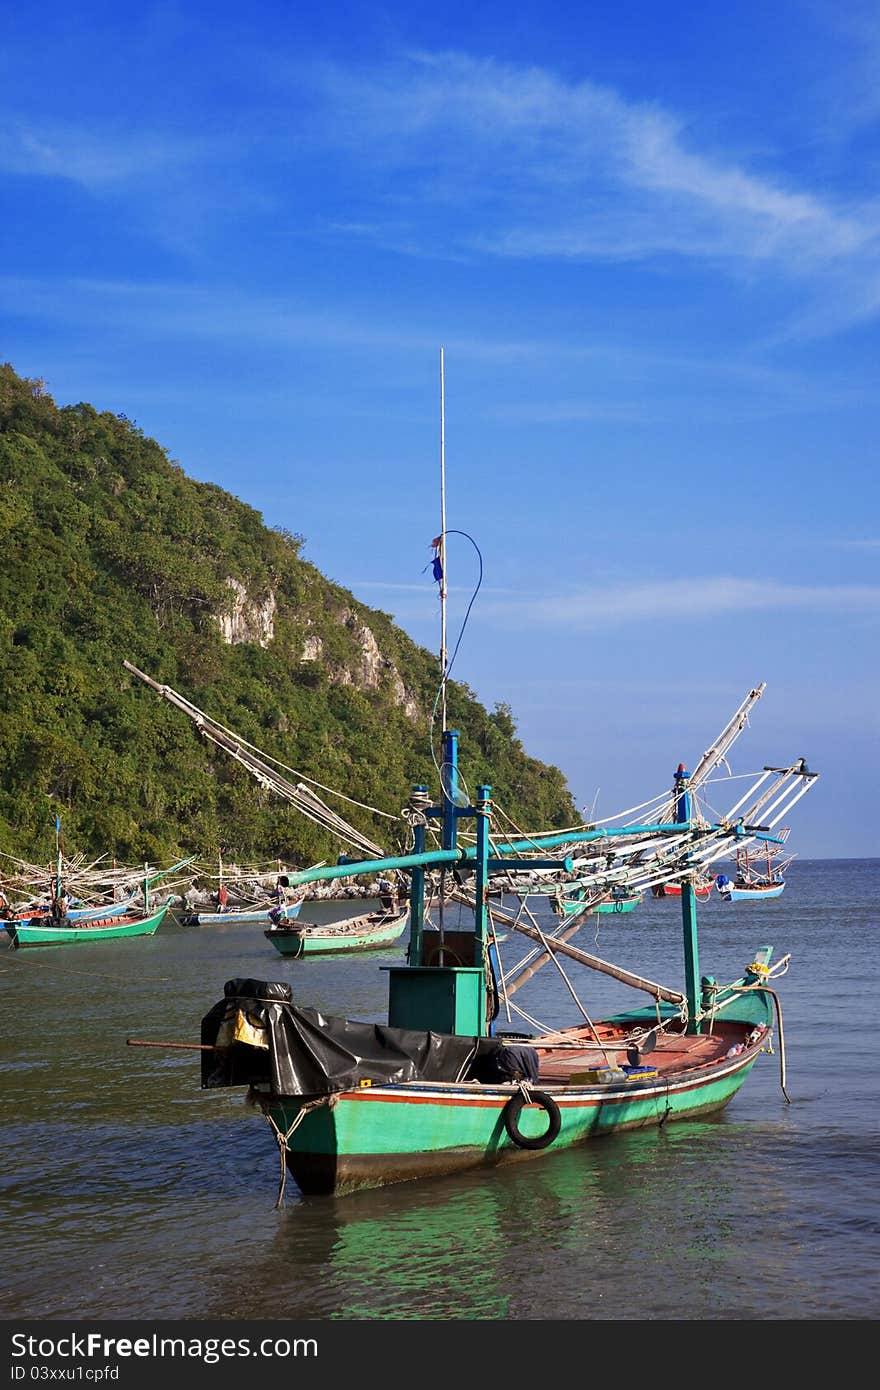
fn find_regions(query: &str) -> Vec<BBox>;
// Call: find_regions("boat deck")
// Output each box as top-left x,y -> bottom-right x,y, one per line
534,1021 -> 742,1083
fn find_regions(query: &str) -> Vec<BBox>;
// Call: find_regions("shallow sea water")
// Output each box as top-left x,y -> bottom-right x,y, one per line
1,860 -> 877,1322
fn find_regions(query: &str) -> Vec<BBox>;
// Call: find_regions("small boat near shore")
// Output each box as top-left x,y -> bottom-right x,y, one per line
1,892 -> 140,929
264,904 -> 409,957
181,900 -> 304,927
5,901 -> 171,949
205,974 -> 779,1197
126,371 -> 820,1201
1,842 -> 196,939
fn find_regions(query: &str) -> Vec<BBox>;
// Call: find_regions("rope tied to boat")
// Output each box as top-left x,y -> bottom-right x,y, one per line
255,1095 -> 331,1208
704,974 -> 790,1103
658,1079 -> 674,1127
750,986 -> 789,1102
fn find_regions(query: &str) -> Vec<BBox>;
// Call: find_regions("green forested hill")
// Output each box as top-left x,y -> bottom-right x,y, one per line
0,364 -> 577,867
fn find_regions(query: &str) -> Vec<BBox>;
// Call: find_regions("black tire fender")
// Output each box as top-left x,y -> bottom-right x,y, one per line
502,1090 -> 561,1150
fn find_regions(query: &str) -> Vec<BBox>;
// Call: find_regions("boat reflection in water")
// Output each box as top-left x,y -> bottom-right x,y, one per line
197,1115 -> 795,1321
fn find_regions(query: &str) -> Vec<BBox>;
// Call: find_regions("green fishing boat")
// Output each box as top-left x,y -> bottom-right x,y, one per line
265,904 -> 409,957
194,729 -> 811,1200
130,366 -> 818,1200
560,886 -> 642,916
6,901 -> 170,949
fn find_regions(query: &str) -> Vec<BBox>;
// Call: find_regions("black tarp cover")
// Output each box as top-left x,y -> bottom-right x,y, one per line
200,978 -> 491,1097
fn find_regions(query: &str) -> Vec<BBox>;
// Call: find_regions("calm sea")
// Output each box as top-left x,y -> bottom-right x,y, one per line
1,859 -> 877,1325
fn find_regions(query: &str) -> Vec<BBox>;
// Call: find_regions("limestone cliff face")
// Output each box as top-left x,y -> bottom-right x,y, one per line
339,610 -> 422,722
300,632 -> 323,662
216,579 -> 276,647
218,585 -> 421,722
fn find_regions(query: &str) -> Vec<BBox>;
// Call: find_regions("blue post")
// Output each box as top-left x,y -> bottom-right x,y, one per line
437,728 -> 459,946
675,764 -> 701,1034
442,729 -> 460,851
409,785 -> 427,967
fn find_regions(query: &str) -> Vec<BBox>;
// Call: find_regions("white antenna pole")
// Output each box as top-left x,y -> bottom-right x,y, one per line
439,346 -> 448,734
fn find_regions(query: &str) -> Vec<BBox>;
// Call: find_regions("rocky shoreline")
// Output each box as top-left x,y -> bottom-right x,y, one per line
171,875 -> 402,913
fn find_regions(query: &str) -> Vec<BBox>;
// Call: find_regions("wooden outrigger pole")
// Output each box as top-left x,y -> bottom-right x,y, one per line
122,660 -> 386,859
53,813 -> 63,903
269,730 -> 784,1036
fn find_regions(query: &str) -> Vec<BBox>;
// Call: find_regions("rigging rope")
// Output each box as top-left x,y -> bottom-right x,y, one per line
123,661 -> 391,857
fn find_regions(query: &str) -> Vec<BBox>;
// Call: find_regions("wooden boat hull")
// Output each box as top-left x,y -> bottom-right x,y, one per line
720,882 -> 785,902
265,907 -> 409,957
264,1036 -> 768,1196
561,893 -> 641,917
652,882 -> 713,900
1,893 -> 139,929
5,903 -> 169,949
254,992 -> 774,1196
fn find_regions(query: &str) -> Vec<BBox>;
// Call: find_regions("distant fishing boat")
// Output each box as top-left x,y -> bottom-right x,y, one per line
264,903 -> 409,958
717,878 -> 785,902
560,886 -> 642,917
499,881 -> 641,919
1,892 -> 140,929
1,841 -> 196,939
181,900 -> 303,928
716,830 -> 792,902
177,855 -> 312,928
651,876 -> 714,901
5,901 -> 171,949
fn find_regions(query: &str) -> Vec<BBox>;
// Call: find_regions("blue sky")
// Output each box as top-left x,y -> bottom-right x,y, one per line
2,1 -> 877,857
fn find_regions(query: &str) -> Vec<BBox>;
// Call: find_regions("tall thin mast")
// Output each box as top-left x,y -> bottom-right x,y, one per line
439,347 -> 448,733
437,349 -> 449,941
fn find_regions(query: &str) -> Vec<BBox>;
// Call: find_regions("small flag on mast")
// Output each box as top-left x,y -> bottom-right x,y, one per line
430,536 -> 443,583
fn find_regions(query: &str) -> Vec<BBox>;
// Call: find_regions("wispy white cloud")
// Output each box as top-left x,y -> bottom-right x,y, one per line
296,50 -> 880,336
481,576 -> 880,628
0,120 -> 210,189
351,581 -> 519,595
806,1 -> 880,135
304,51 -> 878,260
5,46 -> 880,337
0,275 -> 869,423
11,50 -> 873,278
330,576 -> 880,637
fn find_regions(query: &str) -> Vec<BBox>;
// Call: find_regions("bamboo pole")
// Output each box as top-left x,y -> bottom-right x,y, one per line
506,921 -> 685,1005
